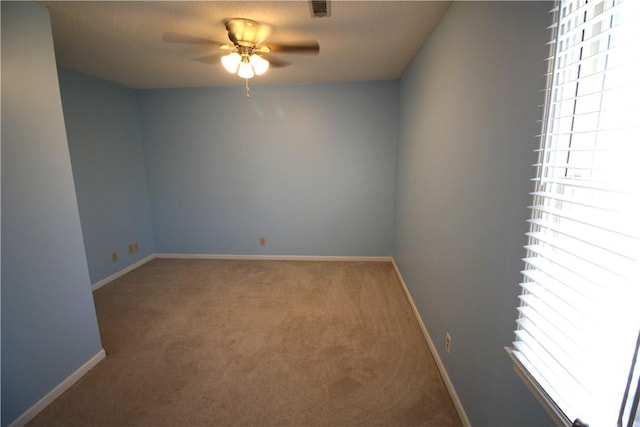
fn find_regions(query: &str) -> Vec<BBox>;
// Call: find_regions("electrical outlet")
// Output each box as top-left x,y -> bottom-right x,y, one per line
111,251 -> 118,263
445,333 -> 451,353
128,244 -> 134,254
259,237 -> 266,246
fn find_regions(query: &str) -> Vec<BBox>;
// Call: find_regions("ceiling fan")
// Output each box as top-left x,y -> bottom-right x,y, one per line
163,18 -> 320,96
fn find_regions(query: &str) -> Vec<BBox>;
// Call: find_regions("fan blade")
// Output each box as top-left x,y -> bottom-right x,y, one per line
192,54 -> 222,65
162,32 -> 222,46
265,56 -> 290,68
266,42 -> 320,54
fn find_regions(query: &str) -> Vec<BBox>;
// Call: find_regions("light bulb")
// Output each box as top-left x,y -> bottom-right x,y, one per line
221,52 -> 241,74
250,54 -> 269,76
237,61 -> 255,79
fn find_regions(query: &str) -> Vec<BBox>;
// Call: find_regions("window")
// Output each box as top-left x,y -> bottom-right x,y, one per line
507,0 -> 640,426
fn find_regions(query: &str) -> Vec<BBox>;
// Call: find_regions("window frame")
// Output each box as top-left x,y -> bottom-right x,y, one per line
507,1 -> 640,426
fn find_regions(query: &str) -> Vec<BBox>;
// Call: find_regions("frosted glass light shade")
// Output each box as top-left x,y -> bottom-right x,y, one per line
250,54 -> 269,75
221,52 -> 241,73
237,61 -> 255,79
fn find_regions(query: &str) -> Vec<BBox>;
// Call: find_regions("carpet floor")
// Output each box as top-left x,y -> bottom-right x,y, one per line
28,259 -> 462,426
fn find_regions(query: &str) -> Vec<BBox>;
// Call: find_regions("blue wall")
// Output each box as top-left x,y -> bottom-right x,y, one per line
58,69 -> 155,284
139,83 -> 398,256
1,3 -> 103,425
0,2 -> 559,425
393,2 -> 553,426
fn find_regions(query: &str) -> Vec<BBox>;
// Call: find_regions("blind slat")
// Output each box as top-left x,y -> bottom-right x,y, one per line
529,191 -> 621,212
527,218 -> 637,260
516,318 -> 592,393
530,177 -> 635,194
525,238 -> 633,281
528,204 -> 640,239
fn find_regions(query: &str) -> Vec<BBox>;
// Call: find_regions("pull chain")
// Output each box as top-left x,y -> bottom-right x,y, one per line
245,78 -> 250,98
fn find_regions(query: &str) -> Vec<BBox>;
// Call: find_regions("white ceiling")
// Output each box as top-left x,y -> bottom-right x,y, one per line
41,1 -> 451,89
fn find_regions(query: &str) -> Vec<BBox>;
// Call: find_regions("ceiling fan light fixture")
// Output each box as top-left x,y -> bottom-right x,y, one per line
237,60 -> 255,79
250,54 -> 269,75
221,52 -> 241,73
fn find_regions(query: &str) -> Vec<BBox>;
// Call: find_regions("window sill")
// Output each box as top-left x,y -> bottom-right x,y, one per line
504,346 -> 571,427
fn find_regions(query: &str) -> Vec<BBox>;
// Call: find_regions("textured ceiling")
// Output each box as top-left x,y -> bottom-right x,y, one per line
41,1 -> 451,89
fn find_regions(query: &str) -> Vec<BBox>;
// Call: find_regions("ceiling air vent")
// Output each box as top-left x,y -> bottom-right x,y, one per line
310,0 -> 330,18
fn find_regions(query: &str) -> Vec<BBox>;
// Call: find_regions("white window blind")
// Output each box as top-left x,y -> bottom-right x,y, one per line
508,0 -> 640,426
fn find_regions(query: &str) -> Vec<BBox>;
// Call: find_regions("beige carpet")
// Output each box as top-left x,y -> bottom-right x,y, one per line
28,259 -> 462,426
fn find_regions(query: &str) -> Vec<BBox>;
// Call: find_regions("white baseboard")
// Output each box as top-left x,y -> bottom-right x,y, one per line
91,254 -> 155,291
8,349 -> 106,427
92,253 -> 392,292
155,253 -> 393,262
391,259 -> 471,427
